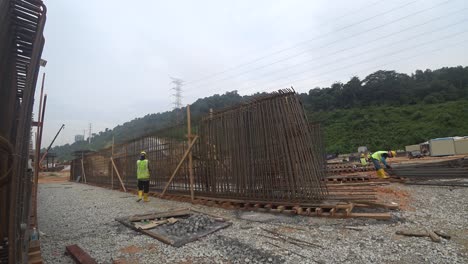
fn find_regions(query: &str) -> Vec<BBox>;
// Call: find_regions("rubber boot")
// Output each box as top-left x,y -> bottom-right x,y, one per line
143,193 -> 149,202
136,190 -> 143,202
377,169 -> 389,179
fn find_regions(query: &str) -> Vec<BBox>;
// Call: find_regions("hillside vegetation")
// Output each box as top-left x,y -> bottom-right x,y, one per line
51,66 -> 468,161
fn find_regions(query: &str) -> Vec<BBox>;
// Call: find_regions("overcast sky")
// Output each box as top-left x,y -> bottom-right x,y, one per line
36,0 -> 468,147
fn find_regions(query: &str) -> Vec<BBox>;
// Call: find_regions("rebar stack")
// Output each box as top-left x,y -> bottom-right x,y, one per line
197,89 -> 328,202
392,158 -> 468,179
72,90 -> 328,203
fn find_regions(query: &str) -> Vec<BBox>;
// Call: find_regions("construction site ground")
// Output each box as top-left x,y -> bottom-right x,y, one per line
37,172 -> 468,264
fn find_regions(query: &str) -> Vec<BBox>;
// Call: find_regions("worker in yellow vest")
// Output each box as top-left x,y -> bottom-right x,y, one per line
370,150 -> 396,179
136,151 -> 150,202
360,152 -> 370,166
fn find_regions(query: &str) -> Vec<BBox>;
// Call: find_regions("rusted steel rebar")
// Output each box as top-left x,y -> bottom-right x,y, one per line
72,90 -> 328,204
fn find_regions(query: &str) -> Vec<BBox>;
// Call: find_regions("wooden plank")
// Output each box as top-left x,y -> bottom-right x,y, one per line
129,208 -> 191,222
160,136 -> 199,197
65,244 -> 97,264
434,230 -> 451,239
110,157 -> 126,192
353,201 -> 400,210
395,230 -> 428,237
346,212 -> 391,220
135,219 -> 165,230
427,230 -> 441,243
116,215 -> 232,247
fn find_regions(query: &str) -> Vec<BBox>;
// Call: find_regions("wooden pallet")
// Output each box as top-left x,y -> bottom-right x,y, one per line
81,182 -> 397,220
158,193 -> 396,220
325,175 -> 372,183
326,165 -> 374,174
326,174 -> 406,184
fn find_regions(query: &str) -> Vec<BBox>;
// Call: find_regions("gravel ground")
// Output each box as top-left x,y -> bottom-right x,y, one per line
38,182 -> 468,264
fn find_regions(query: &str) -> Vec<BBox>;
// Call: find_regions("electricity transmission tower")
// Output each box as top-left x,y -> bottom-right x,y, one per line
171,77 -> 184,123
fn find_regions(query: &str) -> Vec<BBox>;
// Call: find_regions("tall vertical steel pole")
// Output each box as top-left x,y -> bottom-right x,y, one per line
187,105 -> 195,202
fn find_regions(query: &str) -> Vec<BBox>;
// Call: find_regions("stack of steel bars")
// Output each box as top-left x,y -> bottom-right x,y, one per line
391,157 -> 468,187
197,89 -> 328,202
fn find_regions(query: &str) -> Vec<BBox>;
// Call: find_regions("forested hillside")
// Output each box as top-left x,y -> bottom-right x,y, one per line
51,66 -> 468,161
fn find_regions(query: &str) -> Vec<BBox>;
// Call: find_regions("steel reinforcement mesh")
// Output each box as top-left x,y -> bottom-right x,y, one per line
0,0 -> 47,263
71,90 -> 328,203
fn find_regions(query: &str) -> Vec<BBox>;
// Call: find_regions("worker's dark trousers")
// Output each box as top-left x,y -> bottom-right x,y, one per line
371,159 -> 381,170
137,180 -> 149,193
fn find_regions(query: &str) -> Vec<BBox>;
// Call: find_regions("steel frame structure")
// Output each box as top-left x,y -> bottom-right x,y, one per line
0,0 -> 47,263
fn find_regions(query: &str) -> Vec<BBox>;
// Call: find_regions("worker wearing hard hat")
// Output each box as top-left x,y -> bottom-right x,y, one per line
370,150 -> 396,179
136,151 -> 151,202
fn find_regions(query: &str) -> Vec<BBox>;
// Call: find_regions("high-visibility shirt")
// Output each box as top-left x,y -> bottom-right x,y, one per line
137,159 -> 150,180
360,157 -> 368,166
371,151 -> 389,166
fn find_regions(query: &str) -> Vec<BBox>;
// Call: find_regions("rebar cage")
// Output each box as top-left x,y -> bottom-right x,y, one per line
0,1 -> 47,263
72,90 -> 328,204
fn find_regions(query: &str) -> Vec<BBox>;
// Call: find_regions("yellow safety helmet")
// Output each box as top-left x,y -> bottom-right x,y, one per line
389,150 -> 396,157
140,151 -> 147,156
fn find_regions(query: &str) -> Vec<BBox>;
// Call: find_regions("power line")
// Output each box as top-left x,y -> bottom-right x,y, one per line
235,18 -> 468,94
237,9 -> 468,89
258,34 -> 468,94
297,37 -> 468,92
184,0 -> 420,86
185,0 -> 454,96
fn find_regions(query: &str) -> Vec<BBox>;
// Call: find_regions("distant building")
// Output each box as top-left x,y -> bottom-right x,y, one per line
74,134 -> 84,142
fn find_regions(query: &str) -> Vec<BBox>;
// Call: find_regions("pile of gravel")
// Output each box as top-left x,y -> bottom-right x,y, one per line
165,214 -> 215,236
213,235 -> 284,264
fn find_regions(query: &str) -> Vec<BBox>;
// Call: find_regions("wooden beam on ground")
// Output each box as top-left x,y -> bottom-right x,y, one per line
65,244 -> 97,264
427,229 -> 442,243
160,136 -> 199,197
129,208 -> 191,222
434,230 -> 451,239
353,201 -> 400,210
110,157 -> 126,192
395,230 -> 428,237
343,212 -> 391,220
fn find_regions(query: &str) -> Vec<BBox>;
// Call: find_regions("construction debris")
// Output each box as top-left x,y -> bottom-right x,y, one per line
260,228 -> 323,248
129,208 -> 191,222
395,229 -> 451,243
116,209 -> 231,247
65,244 -> 98,264
391,157 -> 468,179
134,218 -> 178,230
